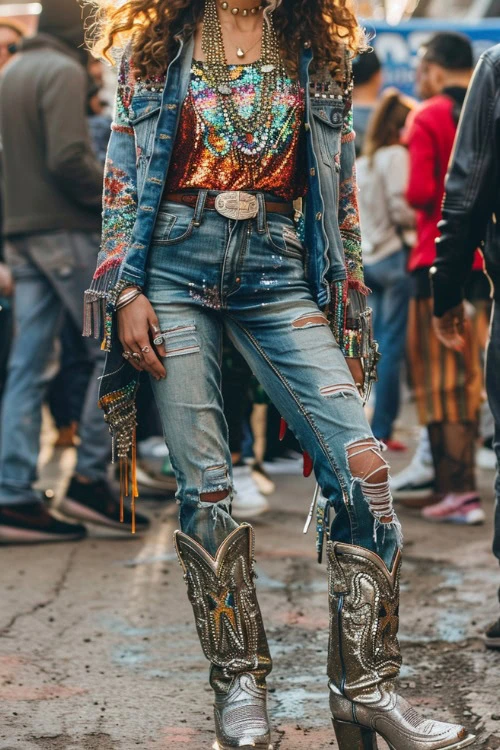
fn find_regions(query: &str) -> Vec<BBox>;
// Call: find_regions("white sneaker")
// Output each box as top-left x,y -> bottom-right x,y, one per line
250,463 -> 276,496
231,466 -> 270,520
476,446 -> 497,471
390,455 -> 435,499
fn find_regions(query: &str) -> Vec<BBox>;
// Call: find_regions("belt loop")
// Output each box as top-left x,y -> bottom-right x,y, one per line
193,190 -> 208,227
256,193 -> 266,234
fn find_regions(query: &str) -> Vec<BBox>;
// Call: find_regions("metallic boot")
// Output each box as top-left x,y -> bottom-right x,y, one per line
327,542 -> 475,750
174,523 -> 273,750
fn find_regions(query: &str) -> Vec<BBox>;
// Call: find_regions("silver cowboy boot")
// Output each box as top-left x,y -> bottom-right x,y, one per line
327,542 -> 475,750
174,523 -> 273,750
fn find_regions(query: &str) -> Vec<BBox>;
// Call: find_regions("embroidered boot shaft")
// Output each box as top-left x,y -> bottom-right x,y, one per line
327,542 -> 475,750
174,524 -> 272,750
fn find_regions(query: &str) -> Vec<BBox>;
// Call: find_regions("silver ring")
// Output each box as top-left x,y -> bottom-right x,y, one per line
153,335 -> 164,346
131,352 -> 142,362
122,351 -> 132,360
152,324 -> 160,333
141,345 -> 150,354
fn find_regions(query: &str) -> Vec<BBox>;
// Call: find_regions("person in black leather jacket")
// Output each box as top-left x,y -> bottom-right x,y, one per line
432,43 -> 500,650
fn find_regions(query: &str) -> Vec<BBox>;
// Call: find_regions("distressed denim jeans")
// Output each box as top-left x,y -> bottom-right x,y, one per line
146,194 -> 401,566
0,231 -> 110,505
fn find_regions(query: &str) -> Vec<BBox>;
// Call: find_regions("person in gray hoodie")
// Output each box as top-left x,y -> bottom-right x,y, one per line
0,19 -> 24,402
0,0 -> 149,542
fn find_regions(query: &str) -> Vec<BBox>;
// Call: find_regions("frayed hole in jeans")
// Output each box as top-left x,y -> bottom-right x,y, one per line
292,312 -> 329,329
346,438 -> 403,547
320,383 -> 359,398
200,489 -> 230,503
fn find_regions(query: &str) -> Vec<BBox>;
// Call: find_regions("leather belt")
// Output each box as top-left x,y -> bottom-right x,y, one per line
164,190 -> 294,219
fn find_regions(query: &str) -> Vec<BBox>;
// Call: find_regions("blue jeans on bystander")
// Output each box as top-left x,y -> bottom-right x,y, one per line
0,231 -> 110,506
364,249 -> 410,441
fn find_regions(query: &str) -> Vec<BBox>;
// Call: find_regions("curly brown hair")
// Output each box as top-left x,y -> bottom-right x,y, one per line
87,0 -> 363,78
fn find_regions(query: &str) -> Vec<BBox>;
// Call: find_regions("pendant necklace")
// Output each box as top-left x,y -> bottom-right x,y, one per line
235,36 -> 261,59
218,0 -> 265,60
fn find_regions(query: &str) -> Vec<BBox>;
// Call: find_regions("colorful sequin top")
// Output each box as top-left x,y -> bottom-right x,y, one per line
165,60 -> 306,201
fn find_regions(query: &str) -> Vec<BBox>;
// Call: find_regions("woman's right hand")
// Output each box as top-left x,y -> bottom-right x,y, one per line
117,293 -> 167,380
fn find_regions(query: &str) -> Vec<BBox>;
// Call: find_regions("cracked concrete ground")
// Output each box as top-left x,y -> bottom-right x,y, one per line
0,411 -> 499,749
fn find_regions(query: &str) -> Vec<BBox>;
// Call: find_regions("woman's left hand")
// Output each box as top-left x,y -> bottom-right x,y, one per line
346,357 -> 365,395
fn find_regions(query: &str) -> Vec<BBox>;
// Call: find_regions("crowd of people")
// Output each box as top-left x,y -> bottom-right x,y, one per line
352,31 -> 500,650
0,0 -> 499,746
355,35 -> 497,531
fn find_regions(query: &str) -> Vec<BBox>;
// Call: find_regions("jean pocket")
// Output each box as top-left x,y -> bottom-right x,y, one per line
266,220 -> 304,260
152,204 -> 195,246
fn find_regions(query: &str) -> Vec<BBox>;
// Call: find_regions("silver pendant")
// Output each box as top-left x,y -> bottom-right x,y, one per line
236,47 -> 245,58
261,64 -> 275,73
218,84 -> 232,95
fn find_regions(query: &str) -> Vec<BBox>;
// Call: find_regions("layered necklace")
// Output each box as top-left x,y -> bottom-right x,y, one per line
201,0 -> 287,159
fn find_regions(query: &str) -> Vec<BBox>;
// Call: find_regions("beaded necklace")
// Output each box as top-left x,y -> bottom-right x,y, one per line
201,0 -> 287,160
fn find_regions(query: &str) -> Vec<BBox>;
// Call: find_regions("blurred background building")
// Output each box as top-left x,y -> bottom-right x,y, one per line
360,0 -> 500,21
354,0 -> 500,96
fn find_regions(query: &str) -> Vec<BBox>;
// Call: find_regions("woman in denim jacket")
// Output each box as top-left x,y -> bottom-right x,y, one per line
84,1 -> 473,748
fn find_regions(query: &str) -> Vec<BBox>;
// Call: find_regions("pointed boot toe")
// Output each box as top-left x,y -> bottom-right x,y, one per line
214,673 -> 272,749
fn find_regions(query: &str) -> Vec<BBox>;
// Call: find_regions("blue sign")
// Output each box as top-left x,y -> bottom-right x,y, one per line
365,20 -> 500,96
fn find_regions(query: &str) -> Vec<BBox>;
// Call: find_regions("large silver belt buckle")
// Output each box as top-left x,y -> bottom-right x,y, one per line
214,191 -> 259,221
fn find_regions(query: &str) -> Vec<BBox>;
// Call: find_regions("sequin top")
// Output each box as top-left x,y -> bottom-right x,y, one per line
165,60 -> 306,201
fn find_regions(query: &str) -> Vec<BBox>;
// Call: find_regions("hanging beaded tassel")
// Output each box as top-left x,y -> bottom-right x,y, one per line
119,457 -> 124,523
83,268 -> 124,344
328,279 -> 348,351
99,380 -> 139,533
131,429 -> 138,534
117,433 -> 139,532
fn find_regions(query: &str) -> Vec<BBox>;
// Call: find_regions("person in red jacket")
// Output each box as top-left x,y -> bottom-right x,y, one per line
402,32 -> 486,524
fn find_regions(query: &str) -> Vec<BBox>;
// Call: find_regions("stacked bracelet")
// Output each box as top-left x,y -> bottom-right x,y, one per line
116,287 -> 143,311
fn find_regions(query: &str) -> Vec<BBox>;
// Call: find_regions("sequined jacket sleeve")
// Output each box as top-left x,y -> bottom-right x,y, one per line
83,49 -> 138,349
330,54 -> 370,359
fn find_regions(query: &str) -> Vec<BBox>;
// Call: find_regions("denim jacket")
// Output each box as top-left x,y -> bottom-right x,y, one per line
83,35 -> 369,464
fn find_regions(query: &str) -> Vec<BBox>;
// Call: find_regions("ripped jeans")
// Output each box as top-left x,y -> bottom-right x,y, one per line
146,194 -> 401,567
